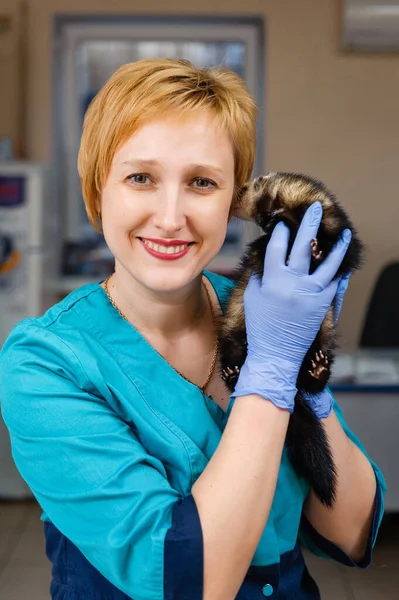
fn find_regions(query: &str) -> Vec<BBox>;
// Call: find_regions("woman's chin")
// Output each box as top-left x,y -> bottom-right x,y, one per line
117,244 -> 221,292
135,265 -> 207,294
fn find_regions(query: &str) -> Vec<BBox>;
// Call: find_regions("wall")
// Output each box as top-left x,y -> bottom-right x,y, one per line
1,0 -> 399,349
0,1 -> 22,154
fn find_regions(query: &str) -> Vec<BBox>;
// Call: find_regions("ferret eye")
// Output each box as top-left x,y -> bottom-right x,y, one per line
253,176 -> 265,191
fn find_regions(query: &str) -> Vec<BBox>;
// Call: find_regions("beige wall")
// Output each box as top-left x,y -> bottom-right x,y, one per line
1,0 -> 398,349
0,1 -> 21,150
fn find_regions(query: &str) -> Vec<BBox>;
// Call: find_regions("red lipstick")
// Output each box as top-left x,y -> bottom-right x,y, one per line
139,238 -> 193,261
140,238 -> 192,246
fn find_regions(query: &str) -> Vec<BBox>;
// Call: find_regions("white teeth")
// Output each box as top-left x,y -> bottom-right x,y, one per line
142,239 -> 189,254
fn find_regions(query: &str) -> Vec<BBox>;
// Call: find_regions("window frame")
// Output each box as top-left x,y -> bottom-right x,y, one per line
53,15 -> 265,275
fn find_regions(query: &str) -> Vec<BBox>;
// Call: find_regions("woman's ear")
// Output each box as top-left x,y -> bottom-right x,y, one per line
228,184 -> 252,222
93,197 -> 103,231
94,197 -> 101,219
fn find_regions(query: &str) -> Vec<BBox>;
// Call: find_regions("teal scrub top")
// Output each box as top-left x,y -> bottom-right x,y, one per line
0,270 -> 386,599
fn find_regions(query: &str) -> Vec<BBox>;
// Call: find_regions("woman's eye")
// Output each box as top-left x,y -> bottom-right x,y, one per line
192,177 -> 216,190
127,173 -> 151,185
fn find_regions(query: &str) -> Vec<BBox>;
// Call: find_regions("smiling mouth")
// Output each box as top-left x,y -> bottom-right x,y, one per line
139,238 -> 194,255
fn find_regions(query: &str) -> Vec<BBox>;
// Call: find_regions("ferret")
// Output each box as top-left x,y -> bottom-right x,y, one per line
218,172 -> 364,508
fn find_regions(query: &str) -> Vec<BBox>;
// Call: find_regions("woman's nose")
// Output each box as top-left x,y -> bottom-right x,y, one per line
152,189 -> 187,233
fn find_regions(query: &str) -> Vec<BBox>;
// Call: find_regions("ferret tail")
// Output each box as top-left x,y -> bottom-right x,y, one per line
286,393 -> 337,508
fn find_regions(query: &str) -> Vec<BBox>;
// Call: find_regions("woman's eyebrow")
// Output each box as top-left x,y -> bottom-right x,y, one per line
187,163 -> 226,179
119,159 -> 227,179
120,158 -> 159,168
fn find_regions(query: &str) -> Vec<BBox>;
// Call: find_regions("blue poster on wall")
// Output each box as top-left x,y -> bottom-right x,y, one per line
0,176 -> 25,207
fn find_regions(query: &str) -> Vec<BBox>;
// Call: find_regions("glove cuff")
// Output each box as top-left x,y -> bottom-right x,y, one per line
231,359 -> 298,413
300,388 -> 334,419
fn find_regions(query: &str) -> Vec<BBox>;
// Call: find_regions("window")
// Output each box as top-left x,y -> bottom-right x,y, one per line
54,16 -> 265,278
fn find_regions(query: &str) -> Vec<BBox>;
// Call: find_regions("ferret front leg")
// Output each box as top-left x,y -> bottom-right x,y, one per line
311,238 -> 323,262
286,239 -> 323,266
309,350 -> 329,384
221,366 -> 240,391
298,348 -> 331,394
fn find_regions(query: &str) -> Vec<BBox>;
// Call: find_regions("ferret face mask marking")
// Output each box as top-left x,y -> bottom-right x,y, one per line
218,172 -> 364,508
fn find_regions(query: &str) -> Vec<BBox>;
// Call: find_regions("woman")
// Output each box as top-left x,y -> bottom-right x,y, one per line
0,58 -> 385,600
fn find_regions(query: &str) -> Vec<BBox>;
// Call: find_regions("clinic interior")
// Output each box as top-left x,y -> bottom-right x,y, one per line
0,1 -> 399,599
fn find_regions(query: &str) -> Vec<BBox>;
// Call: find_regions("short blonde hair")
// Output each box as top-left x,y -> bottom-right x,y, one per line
77,58 -> 258,232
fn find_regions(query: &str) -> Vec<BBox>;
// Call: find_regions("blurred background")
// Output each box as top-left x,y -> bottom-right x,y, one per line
1,0 -> 399,598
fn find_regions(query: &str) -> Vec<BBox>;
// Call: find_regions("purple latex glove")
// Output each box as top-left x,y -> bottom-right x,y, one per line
232,202 -> 352,413
334,272 -> 351,325
301,271 -> 352,418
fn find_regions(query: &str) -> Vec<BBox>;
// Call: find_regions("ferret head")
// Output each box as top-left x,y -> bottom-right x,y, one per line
237,173 -> 282,229
238,172 -> 334,230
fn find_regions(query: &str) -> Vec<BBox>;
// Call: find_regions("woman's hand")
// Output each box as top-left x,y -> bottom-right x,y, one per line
334,273 -> 351,325
232,202 -> 352,412
301,271 -> 352,418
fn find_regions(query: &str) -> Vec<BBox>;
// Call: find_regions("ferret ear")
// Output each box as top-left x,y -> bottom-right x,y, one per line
227,188 -> 238,222
228,185 -> 252,222
230,205 -> 252,221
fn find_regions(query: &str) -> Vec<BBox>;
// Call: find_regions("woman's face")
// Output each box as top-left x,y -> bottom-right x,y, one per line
100,110 -> 235,294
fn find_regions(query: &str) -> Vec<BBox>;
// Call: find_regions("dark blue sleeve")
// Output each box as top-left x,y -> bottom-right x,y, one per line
164,494 -> 204,599
300,473 -> 384,568
299,393 -> 386,568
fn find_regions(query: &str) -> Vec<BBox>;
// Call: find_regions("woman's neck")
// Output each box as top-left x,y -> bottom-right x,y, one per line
103,269 -> 211,339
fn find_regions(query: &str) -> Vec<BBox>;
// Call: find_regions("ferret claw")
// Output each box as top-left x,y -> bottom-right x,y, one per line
221,366 -> 240,383
308,350 -> 329,380
310,238 -> 323,261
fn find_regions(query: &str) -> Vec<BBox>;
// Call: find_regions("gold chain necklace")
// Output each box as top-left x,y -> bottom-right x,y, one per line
103,274 -> 219,392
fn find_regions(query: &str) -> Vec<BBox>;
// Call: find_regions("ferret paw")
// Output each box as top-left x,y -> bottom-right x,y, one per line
311,238 -> 323,261
221,366 -> 240,388
308,350 -> 329,381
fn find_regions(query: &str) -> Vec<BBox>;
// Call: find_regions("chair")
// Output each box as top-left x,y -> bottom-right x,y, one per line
359,262 -> 399,348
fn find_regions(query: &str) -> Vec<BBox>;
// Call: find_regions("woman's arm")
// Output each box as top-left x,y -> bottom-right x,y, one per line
192,396 -> 290,600
302,410 -> 377,562
193,205 -> 353,599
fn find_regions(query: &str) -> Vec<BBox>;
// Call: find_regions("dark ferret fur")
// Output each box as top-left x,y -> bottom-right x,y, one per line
218,172 -> 364,508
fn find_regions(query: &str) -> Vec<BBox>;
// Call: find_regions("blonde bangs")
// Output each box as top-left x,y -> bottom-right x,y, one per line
77,58 -> 258,232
